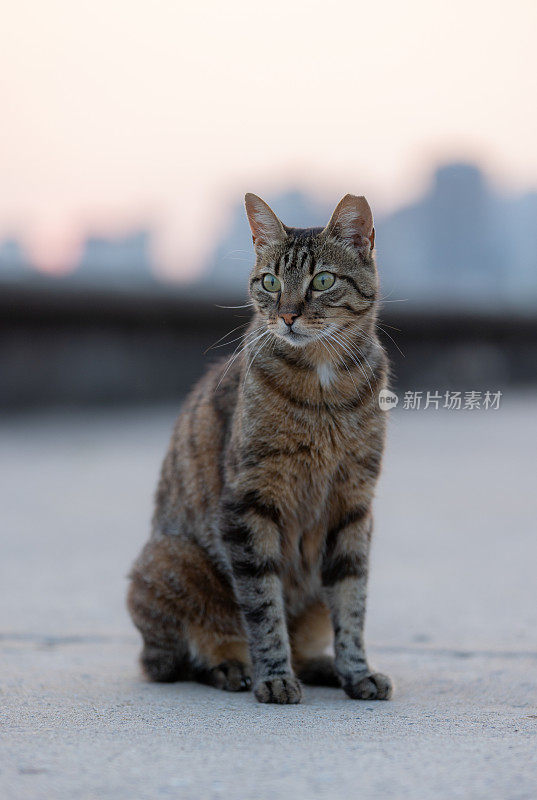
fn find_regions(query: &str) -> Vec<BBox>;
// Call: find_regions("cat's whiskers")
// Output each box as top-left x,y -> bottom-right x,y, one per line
215,302 -> 255,309
375,323 -> 406,358
206,324 -> 265,353
318,332 -> 360,395
341,329 -> 379,391
341,324 -> 380,369
242,330 -> 273,389
205,321 -> 257,354
337,328 -> 377,381
215,327 -> 269,390
378,320 -> 402,332
377,298 -> 409,303
327,329 -> 374,398
347,328 -> 392,380
224,326 -> 268,367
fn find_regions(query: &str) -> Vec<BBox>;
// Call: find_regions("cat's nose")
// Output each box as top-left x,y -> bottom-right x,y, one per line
280,312 -> 300,327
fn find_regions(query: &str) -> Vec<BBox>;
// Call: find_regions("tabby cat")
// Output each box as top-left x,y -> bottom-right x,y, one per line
127,193 -> 393,704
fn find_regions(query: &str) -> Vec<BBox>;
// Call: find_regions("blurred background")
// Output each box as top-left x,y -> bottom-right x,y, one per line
2,5 -> 537,796
1,0 -> 536,407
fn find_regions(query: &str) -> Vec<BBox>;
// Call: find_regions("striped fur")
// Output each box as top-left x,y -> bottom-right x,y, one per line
127,194 -> 393,703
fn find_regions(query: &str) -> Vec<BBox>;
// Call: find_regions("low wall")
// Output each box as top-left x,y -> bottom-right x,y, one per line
1,282 -> 536,408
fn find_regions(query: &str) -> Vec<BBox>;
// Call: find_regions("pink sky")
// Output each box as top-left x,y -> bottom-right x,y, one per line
1,0 -> 536,278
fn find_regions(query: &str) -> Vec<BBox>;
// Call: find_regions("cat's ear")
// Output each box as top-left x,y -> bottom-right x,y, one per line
244,193 -> 287,252
324,194 -> 375,254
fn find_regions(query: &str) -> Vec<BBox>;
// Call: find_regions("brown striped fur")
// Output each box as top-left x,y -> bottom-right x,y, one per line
127,193 -> 393,703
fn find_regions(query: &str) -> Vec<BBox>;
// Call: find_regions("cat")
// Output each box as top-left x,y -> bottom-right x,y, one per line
127,192 -> 393,704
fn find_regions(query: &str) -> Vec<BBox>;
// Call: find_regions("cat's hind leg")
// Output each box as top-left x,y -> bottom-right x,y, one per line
187,626 -> 251,691
139,641 -> 191,683
138,632 -> 251,691
127,535 -> 251,690
127,547 -> 193,683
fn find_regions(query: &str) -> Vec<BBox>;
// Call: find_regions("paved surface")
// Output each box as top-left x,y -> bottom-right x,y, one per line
1,396 -> 537,799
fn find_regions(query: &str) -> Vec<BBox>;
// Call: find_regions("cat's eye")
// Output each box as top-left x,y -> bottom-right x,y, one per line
262,274 -> 281,292
312,271 -> 335,291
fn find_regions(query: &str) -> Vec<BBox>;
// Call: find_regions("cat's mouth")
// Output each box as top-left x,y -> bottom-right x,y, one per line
275,323 -> 337,348
269,320 -> 324,347
286,329 -> 306,341
277,328 -> 311,347
279,322 -> 336,346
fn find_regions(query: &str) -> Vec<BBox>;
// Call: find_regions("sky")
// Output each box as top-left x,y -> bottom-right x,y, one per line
1,0 -> 537,278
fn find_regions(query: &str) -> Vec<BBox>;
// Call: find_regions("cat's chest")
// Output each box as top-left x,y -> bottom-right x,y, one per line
241,399 -> 368,518
278,406 -> 362,467
275,441 -> 337,564
245,404 -> 364,510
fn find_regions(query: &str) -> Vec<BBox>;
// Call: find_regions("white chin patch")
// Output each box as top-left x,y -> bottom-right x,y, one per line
317,361 -> 335,388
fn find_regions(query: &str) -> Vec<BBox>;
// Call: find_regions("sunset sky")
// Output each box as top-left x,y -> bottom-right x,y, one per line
1,0 -> 536,277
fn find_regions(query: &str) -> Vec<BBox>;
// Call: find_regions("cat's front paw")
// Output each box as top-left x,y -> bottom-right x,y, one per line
254,674 -> 302,704
343,671 -> 393,700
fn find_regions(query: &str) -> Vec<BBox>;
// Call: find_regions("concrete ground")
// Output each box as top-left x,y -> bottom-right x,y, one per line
1,395 -> 536,799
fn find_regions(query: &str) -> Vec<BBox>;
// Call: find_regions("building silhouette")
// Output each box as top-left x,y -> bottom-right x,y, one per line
74,230 -> 155,286
0,237 -> 33,280
202,164 -> 537,310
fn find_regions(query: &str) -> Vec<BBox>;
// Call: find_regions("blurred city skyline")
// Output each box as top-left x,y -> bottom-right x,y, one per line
1,0 -> 537,276
2,160 -> 536,312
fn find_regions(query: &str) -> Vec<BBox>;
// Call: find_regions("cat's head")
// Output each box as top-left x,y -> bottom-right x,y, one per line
245,193 -> 378,347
